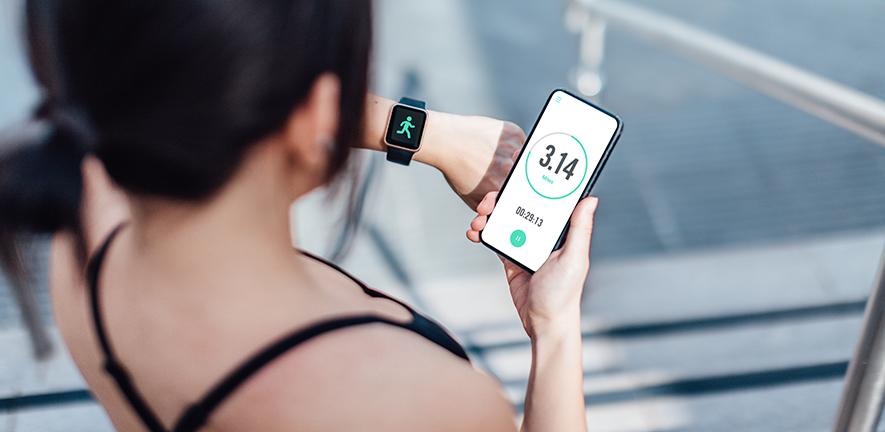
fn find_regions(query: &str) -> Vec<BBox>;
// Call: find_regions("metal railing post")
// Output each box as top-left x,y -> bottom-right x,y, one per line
566,0 -> 607,97
834,249 -> 885,432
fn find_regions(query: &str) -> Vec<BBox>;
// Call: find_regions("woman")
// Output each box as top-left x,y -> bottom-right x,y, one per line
0,1 -> 599,431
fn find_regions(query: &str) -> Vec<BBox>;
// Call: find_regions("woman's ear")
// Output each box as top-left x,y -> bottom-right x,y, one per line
80,157 -> 131,255
280,73 -> 341,178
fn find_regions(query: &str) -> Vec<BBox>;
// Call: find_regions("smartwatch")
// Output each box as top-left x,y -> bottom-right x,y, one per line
384,97 -> 428,166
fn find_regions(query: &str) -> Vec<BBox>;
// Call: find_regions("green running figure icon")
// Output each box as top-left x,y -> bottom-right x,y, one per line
396,116 -> 415,139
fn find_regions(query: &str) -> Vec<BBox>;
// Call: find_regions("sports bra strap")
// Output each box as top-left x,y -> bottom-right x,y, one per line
173,315 -> 420,431
85,223 -> 128,360
84,224 -> 469,432
86,224 -> 167,432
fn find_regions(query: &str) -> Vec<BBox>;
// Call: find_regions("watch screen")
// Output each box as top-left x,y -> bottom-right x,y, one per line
386,105 -> 427,149
481,90 -> 620,272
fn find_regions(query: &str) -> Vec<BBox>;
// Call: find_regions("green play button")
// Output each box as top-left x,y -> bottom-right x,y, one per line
510,229 -> 527,248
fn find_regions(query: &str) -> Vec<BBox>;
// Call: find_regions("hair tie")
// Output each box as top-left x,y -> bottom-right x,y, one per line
32,97 -> 54,120
33,97 -> 98,151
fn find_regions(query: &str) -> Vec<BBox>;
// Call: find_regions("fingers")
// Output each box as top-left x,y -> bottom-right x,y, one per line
501,257 -> 524,284
470,214 -> 487,231
466,214 -> 487,243
477,191 -> 497,216
562,196 -> 599,257
467,191 -> 498,243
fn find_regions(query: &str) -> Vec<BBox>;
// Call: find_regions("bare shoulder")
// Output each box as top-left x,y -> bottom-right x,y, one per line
213,322 -> 517,432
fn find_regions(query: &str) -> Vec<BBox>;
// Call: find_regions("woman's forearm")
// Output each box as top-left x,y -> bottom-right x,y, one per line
360,94 -> 518,210
521,317 -> 587,432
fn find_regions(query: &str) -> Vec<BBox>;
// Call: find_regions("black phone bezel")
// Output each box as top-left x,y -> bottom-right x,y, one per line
479,88 -> 623,274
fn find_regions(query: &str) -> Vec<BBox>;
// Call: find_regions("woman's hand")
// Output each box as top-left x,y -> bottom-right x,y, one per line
468,192 -> 595,432
466,192 -> 599,339
422,113 -> 525,211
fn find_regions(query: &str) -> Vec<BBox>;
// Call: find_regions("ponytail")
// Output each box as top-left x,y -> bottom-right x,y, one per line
0,100 -> 93,281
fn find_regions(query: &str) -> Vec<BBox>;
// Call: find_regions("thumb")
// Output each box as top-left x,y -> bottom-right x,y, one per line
562,196 -> 599,257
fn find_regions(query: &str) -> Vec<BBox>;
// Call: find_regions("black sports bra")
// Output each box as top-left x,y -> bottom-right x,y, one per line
85,225 -> 469,432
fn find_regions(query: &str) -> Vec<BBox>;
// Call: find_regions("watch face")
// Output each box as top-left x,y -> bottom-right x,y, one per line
386,105 -> 427,150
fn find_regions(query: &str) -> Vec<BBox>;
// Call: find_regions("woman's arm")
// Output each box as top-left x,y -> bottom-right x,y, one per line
359,95 -> 525,210
522,318 -> 586,432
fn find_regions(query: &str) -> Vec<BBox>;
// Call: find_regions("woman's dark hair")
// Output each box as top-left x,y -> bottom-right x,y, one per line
0,0 -> 372,270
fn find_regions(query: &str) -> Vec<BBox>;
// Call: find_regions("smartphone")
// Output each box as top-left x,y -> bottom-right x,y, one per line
480,89 -> 622,273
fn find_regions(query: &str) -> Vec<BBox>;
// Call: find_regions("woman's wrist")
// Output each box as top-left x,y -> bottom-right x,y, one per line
530,322 -> 582,362
419,111 -> 506,184
527,308 -> 582,343
361,94 -> 516,209
361,94 -> 458,171
413,109 -> 458,170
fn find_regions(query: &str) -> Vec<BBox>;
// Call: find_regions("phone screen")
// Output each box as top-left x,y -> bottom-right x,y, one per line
481,90 -> 621,272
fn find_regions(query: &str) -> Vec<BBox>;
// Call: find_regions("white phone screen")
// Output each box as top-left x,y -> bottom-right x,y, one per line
481,90 -> 620,272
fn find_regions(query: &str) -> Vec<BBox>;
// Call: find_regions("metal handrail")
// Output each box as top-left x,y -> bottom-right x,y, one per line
565,1 -> 885,430
567,0 -> 885,148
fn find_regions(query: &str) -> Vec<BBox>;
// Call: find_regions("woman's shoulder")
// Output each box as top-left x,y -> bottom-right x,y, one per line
210,322 -> 517,431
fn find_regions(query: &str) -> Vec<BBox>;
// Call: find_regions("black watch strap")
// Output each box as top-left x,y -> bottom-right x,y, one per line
386,147 -> 414,165
399,97 -> 426,109
386,97 -> 426,166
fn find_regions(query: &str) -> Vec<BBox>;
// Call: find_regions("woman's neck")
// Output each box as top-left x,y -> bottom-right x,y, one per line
122,145 -> 315,297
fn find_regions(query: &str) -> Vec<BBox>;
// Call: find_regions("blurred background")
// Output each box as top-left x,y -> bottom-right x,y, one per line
2,0 -> 885,431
